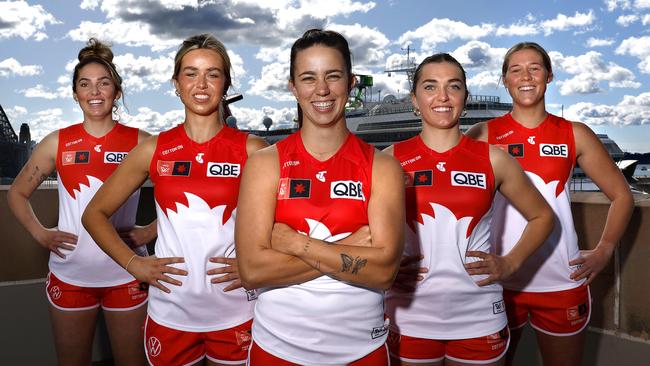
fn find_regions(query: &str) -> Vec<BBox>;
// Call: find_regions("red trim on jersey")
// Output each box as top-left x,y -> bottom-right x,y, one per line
56,123 -> 138,197
487,113 -> 576,197
394,135 -> 495,237
149,124 -> 248,224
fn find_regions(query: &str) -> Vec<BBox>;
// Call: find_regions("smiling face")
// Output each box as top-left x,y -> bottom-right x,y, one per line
289,45 -> 353,128
411,61 -> 467,130
503,48 -> 552,109
173,48 -> 226,118
73,62 -> 120,121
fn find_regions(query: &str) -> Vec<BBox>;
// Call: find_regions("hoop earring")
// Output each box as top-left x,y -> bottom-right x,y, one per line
413,108 -> 421,116
461,109 -> 467,117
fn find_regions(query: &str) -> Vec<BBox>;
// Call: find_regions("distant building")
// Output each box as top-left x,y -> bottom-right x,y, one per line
0,104 -> 31,181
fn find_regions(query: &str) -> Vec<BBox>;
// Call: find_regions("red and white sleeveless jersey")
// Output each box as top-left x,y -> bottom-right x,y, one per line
148,124 -> 254,332
385,135 -> 506,339
487,113 -> 583,292
253,132 -> 387,365
53,122 -> 142,287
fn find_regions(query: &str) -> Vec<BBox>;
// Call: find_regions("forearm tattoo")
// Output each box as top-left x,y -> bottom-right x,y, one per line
340,254 -> 368,275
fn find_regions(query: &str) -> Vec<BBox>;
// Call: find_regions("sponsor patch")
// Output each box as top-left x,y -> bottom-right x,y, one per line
62,151 -> 90,165
371,324 -> 389,339
206,162 -> 240,177
157,161 -> 191,176
492,299 -> 505,314
278,178 -> 311,199
147,337 -> 162,357
404,170 -> 433,187
508,143 -> 524,158
104,151 -> 128,164
330,180 -> 365,200
235,329 -> 252,346
451,170 -> 487,189
539,143 -> 568,158
246,289 -> 258,301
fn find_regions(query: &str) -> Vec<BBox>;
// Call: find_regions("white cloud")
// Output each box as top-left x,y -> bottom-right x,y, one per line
586,37 -> 615,47
230,105 -> 297,130
616,14 -> 638,26
467,70 -> 502,90
113,53 -> 174,93
397,18 -> 494,52
495,22 -> 538,37
642,14 -> 650,25
80,0 -> 101,10
605,0 -> 631,11
18,84 -> 70,100
67,0 -> 376,52
552,51 -> 640,95
565,92 -> 650,126
0,1 -> 60,41
27,108 -> 69,140
540,10 -> 595,36
329,23 -> 390,67
120,107 -> 184,134
635,0 -> 650,9
0,58 -> 43,77
4,106 -> 28,122
68,20 -> 179,51
451,41 -> 507,70
616,36 -> 650,73
246,62 -> 294,102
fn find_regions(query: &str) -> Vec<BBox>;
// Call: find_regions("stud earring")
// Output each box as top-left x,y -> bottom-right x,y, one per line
413,108 -> 421,116
175,90 -> 180,97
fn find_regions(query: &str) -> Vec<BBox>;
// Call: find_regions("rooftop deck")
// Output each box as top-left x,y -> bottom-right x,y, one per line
1,187 -> 649,365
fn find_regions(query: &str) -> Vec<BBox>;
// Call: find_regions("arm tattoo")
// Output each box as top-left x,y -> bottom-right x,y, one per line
351,258 -> 367,274
303,237 -> 312,253
340,254 -> 367,275
341,254 -> 353,272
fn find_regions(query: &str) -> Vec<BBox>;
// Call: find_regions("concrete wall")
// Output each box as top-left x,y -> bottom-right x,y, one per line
1,186 -> 649,364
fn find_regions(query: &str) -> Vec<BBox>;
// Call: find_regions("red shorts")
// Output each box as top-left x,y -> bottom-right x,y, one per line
248,341 -> 389,366
388,327 -> 509,364
145,316 -> 252,365
504,286 -> 591,336
46,272 -> 148,311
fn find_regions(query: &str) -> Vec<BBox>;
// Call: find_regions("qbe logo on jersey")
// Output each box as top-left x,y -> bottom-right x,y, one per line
104,151 -> 128,164
206,162 -> 240,177
539,143 -> 568,158
451,171 -> 486,189
330,180 -> 365,200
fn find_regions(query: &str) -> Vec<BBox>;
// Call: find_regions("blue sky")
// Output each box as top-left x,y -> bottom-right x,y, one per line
1,0 -> 649,152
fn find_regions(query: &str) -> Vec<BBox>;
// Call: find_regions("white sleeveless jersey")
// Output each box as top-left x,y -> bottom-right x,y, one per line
52,123 -> 143,287
488,113 -> 584,292
147,124 -> 254,332
253,132 -> 388,365
386,135 -> 506,339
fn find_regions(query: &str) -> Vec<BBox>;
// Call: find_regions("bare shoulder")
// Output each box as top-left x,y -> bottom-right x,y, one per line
571,121 -> 604,154
382,144 -> 395,156
247,144 -> 279,170
246,134 -> 270,155
373,149 -> 402,175
137,129 -> 152,143
571,121 -> 598,141
466,121 -> 488,141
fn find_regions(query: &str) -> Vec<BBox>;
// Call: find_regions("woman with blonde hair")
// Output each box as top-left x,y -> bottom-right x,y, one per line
83,34 -> 267,366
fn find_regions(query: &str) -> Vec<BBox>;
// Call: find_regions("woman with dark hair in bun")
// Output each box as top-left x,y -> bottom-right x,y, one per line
8,38 -> 153,365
